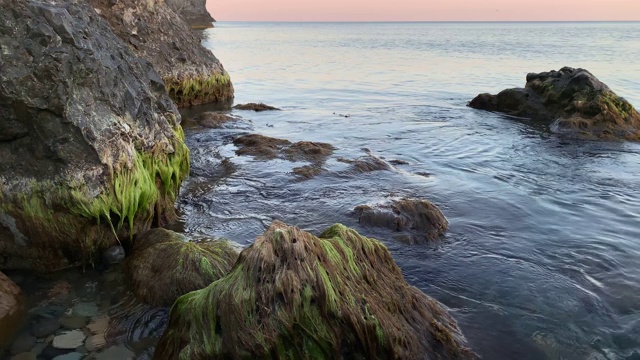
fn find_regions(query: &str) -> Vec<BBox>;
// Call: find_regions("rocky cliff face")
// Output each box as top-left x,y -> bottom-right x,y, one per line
165,0 -> 215,29
91,0 -> 234,107
0,0 -> 189,271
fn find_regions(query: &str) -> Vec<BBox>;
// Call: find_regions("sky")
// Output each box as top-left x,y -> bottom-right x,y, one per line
207,0 -> 640,22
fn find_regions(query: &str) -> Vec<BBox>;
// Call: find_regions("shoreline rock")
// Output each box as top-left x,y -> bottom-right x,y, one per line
154,221 -> 477,359
0,0 -> 190,271
165,0 -> 215,29
91,0 -> 233,107
125,228 -> 238,307
469,67 -> 640,141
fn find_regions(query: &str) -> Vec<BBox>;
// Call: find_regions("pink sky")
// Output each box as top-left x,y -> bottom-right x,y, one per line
207,0 -> 639,21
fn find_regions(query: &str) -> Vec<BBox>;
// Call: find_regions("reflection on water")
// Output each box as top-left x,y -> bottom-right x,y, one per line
186,22 -> 640,359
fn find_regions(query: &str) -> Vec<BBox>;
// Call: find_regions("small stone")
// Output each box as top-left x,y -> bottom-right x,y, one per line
52,330 -> 86,349
31,317 -> 61,338
95,345 -> 134,360
10,333 -> 36,355
53,352 -> 84,360
102,246 -> 125,265
71,303 -> 98,317
86,316 -> 109,335
85,334 -> 106,351
10,353 -> 37,360
59,315 -> 89,330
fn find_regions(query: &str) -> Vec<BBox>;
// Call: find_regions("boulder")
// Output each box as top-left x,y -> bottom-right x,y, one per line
469,67 -> 640,140
154,221 -> 476,360
2,272 -> 26,348
91,0 -> 233,107
125,228 -> 238,307
0,0 -> 190,271
165,0 -> 215,29
354,198 -> 449,243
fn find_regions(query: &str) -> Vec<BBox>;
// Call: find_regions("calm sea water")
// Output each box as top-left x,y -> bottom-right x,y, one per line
184,22 -> 640,359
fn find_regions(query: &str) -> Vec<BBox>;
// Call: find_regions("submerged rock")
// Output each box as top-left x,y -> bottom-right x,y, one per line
185,112 -> 243,129
469,67 -> 640,140
125,228 -> 238,307
1,272 -> 24,348
165,0 -> 215,29
0,0 -> 189,271
337,154 -> 394,174
234,134 -> 335,162
354,198 -> 449,243
91,0 -> 233,107
233,103 -> 281,112
154,221 -> 476,360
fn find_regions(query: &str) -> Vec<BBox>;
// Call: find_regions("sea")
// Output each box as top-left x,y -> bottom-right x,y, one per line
189,22 -> 640,359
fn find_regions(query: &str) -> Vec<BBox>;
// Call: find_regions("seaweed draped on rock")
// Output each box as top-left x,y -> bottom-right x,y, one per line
155,221 -> 477,360
0,0 -> 189,271
90,0 -> 234,107
468,67 -> 640,141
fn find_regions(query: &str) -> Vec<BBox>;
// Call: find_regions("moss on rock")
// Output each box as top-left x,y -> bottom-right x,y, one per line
165,71 -> 234,108
125,228 -> 238,307
154,221 -> 477,360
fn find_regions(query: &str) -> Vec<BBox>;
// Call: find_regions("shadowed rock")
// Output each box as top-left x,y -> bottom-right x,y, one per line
0,272 -> 24,348
125,228 -> 238,307
0,0 -> 189,271
354,198 -> 449,243
469,67 -> 640,141
233,103 -> 281,112
91,0 -> 233,107
154,221 -> 477,360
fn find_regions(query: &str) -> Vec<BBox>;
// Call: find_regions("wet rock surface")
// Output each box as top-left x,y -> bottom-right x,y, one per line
1,272 -> 24,349
469,67 -> 640,140
125,228 -> 238,307
183,112 -> 243,129
0,0 -> 189,271
233,103 -> 281,112
354,198 -> 449,244
155,221 -> 476,360
233,134 -> 336,163
165,0 -> 215,28
91,0 -> 233,107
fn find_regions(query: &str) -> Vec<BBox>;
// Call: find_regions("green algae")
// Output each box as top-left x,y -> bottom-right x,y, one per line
165,71 -> 233,107
0,126 -> 190,270
154,221 -> 477,360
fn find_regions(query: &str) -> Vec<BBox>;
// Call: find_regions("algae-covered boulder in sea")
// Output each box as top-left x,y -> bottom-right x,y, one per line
126,228 -> 238,307
165,0 -> 216,29
354,198 -> 449,244
91,0 -> 233,107
154,221 -> 477,360
0,0 -> 189,271
469,67 -> 640,140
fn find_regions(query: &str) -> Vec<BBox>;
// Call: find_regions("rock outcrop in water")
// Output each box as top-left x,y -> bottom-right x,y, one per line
126,228 -> 238,307
91,0 -> 233,107
154,221 -> 476,360
233,103 -> 281,112
0,0 -> 189,271
354,198 -> 449,244
165,0 -> 215,29
469,67 -> 640,141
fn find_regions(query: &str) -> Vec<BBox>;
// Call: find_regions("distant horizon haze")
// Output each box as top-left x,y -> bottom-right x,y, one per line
206,0 -> 639,22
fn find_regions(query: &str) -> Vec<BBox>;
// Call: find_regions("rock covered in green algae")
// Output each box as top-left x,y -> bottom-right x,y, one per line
90,0 -> 233,107
154,221 -> 477,360
0,0 -> 189,271
125,228 -> 238,307
354,198 -> 449,244
469,67 -> 640,141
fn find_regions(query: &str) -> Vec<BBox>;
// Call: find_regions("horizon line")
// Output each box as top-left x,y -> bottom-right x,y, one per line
213,20 -> 640,23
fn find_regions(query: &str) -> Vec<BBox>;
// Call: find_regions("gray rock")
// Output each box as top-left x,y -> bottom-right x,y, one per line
31,317 -> 61,338
52,330 -> 86,350
59,315 -> 89,330
9,333 -> 36,355
0,0 -> 189,271
102,246 -> 125,265
165,0 -> 215,28
53,352 -> 84,360
90,0 -> 233,107
71,303 -> 98,317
